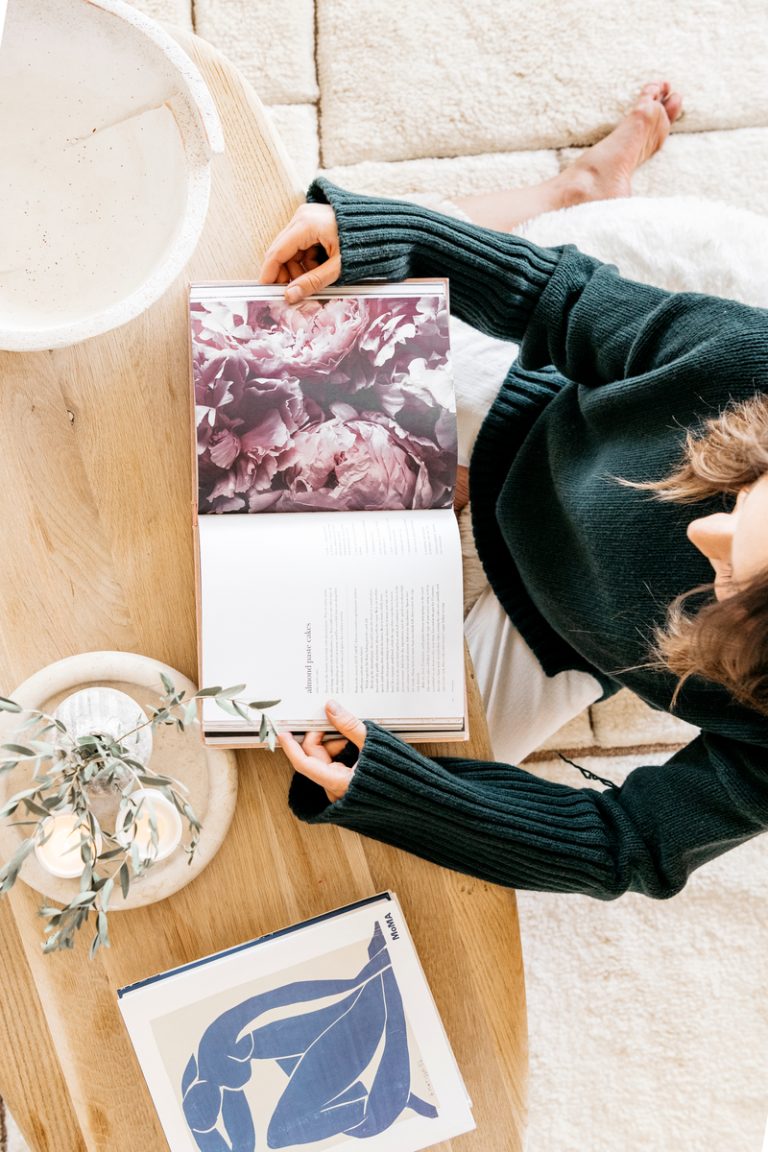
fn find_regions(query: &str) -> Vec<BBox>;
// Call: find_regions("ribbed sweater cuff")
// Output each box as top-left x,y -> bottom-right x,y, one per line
306,178 -> 562,345
288,722 -> 623,898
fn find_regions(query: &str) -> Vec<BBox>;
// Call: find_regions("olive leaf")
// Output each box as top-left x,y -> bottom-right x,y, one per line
213,697 -> 240,718
215,685 -> 247,700
2,743 -> 37,757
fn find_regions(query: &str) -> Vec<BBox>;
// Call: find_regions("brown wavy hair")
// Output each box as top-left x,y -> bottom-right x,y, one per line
616,392 -> 768,716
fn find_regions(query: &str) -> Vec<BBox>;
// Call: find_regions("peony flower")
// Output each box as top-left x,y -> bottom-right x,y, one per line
191,292 -> 456,513
192,297 -> 369,380
360,410 -> 456,508
357,295 -> 449,369
273,414 -> 454,512
196,376 -> 316,513
397,356 -> 455,412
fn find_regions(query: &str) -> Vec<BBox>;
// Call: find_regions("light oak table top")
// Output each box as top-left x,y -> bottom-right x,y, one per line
0,30 -> 527,1152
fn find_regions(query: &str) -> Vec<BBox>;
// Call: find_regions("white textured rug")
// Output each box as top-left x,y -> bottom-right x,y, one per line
5,1111 -> 20,1152
519,751 -> 768,1152
314,0 -> 768,167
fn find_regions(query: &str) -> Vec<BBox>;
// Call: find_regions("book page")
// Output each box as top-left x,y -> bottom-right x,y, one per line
198,509 -> 464,730
190,283 -> 456,515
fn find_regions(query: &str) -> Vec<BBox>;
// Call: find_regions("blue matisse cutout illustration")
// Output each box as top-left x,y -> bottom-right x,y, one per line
180,921 -> 438,1150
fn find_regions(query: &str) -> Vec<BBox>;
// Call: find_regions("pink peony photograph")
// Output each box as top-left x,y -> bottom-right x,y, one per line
191,291 -> 456,513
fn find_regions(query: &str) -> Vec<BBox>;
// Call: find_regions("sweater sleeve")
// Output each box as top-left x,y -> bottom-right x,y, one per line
306,178 -> 762,388
306,177 -> 563,346
288,723 -> 768,900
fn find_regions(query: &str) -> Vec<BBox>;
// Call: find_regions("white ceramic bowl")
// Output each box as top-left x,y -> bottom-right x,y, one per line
0,0 -> 224,351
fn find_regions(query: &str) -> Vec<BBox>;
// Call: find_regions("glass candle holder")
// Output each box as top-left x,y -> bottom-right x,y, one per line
117,788 -> 183,863
34,811 -> 103,879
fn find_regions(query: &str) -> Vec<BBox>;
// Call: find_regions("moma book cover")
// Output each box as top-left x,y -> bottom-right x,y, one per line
118,891 -> 474,1152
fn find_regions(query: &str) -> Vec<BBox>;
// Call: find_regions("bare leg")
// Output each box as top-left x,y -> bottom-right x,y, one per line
453,81 -> 683,233
452,81 -> 683,514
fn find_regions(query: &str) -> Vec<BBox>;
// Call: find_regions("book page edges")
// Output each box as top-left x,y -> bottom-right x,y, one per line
189,299 -> 206,727
200,721 -> 469,750
118,891 -> 394,997
189,277 -> 450,300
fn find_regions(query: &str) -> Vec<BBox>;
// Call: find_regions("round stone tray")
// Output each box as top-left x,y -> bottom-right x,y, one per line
0,651 -> 237,909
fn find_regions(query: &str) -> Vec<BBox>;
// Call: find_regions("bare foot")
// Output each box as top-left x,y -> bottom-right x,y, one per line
563,81 -> 684,204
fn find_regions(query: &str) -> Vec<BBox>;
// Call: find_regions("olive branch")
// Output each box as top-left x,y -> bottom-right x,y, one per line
0,677 -> 278,957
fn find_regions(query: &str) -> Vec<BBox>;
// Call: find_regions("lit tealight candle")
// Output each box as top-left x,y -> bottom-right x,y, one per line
118,788 -> 182,862
34,812 -> 103,879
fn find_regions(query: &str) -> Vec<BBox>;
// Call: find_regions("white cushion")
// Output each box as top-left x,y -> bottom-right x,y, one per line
520,193 -> 768,302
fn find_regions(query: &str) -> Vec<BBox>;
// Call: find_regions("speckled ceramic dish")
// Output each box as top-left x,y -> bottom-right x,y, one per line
0,0 -> 224,351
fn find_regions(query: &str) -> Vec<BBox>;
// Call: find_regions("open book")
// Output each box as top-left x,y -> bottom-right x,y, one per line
117,891 -> 475,1152
190,281 -> 466,746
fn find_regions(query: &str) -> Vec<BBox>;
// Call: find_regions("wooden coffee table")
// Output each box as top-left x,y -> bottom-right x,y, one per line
0,30 -> 527,1152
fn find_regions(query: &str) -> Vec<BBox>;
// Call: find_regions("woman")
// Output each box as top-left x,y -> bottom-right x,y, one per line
259,82 -> 768,900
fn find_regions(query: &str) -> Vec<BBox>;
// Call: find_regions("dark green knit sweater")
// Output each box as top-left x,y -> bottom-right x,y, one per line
288,178 -> 768,900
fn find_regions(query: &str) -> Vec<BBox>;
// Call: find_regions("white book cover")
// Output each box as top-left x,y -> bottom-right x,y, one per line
118,892 -> 475,1152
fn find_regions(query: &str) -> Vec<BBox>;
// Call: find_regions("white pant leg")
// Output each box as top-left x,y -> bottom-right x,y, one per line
447,249 -> 600,761
465,585 -> 603,765
451,317 -> 520,467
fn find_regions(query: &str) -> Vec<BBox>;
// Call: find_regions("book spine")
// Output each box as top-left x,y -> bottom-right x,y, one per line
116,892 -> 393,997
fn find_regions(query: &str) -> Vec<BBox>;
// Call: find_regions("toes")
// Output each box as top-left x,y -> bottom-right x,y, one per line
640,80 -> 671,102
636,81 -> 683,125
663,92 -> 684,123
632,97 -> 660,126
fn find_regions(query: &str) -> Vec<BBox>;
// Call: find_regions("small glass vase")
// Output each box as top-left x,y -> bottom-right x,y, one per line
50,687 -> 155,844
53,686 -> 153,787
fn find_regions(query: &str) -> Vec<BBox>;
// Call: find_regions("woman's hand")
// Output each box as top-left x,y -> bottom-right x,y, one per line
277,700 -> 366,803
258,203 -> 341,304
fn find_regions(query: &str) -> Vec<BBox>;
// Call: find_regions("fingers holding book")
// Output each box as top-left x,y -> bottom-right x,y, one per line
277,700 -> 365,803
258,203 -> 342,304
